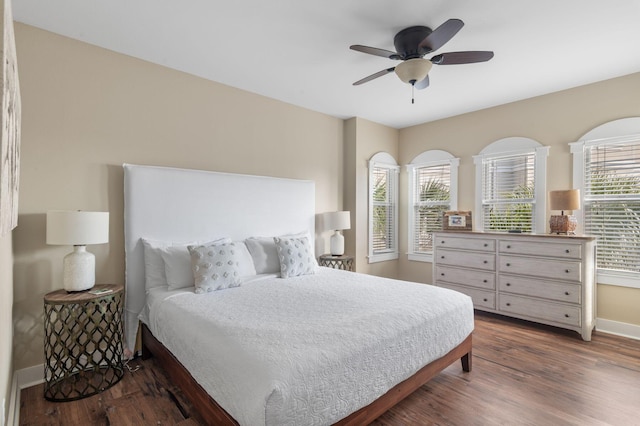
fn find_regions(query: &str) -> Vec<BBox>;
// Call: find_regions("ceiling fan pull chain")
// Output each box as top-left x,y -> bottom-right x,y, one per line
411,83 -> 415,104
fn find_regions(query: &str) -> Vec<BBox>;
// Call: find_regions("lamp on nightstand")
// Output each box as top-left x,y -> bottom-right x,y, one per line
46,210 -> 109,292
323,211 -> 351,256
549,190 -> 580,234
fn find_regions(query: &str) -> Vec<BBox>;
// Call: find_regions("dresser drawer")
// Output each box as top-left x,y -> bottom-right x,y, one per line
436,248 -> 495,271
499,294 -> 581,327
499,275 -> 581,304
435,265 -> 495,289
435,235 -> 495,252
499,255 -> 581,282
438,283 -> 496,310
499,240 -> 582,259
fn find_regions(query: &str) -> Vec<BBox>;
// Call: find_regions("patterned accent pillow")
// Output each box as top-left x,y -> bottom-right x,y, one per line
188,242 -> 243,293
274,236 -> 317,278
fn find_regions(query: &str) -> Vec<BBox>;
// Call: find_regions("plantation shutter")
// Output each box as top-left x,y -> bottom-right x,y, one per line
584,140 -> 640,273
412,164 -> 451,253
371,166 -> 396,253
481,152 -> 536,232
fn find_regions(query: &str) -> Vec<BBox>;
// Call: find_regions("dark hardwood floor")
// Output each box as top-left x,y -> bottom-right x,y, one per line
20,312 -> 640,425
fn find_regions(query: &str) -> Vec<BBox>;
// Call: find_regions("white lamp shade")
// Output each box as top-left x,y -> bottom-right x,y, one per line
323,211 -> 351,231
46,211 -> 109,245
395,58 -> 432,84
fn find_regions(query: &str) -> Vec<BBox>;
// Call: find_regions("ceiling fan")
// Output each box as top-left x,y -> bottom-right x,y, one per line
350,19 -> 494,98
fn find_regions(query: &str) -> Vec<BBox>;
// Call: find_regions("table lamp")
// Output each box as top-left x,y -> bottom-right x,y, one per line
323,211 -> 351,255
46,210 -> 109,292
549,190 -> 580,234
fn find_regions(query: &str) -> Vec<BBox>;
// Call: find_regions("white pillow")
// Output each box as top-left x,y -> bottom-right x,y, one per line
245,232 -> 308,274
244,237 -> 281,274
274,235 -> 318,278
141,238 -> 171,291
233,241 -> 257,278
157,238 -> 230,290
188,242 -> 243,293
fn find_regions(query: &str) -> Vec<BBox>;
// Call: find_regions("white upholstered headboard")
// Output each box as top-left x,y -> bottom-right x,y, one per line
123,163 -> 315,351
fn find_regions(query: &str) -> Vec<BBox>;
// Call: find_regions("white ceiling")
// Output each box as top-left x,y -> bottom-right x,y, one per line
12,1 -> 640,129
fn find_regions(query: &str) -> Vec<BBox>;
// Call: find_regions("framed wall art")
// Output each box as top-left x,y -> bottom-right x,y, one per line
0,0 -> 21,237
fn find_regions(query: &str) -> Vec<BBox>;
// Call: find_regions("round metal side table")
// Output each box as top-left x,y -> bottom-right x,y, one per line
318,254 -> 354,271
43,284 -> 124,401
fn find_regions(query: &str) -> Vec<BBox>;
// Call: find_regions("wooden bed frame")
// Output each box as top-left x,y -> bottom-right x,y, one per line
142,324 -> 472,425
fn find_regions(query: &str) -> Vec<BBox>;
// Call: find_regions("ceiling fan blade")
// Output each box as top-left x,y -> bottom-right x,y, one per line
414,75 -> 430,90
350,45 -> 401,60
353,67 -> 396,85
431,51 -> 494,65
418,18 -> 464,53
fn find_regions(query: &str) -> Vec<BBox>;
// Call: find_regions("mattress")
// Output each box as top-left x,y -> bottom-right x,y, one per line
141,267 -> 474,426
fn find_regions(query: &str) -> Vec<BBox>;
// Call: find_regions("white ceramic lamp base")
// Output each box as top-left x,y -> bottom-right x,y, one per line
63,245 -> 96,292
330,231 -> 345,256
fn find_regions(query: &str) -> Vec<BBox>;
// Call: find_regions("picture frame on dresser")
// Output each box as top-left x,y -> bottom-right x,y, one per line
443,211 -> 472,231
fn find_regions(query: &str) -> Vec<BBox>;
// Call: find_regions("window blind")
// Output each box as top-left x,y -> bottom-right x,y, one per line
372,166 -> 396,253
412,164 -> 451,253
584,140 -> 640,273
481,152 -> 536,232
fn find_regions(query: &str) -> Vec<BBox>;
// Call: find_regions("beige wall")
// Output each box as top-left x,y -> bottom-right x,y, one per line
0,232 -> 13,423
397,71 -> 640,327
10,20 -> 640,376
12,23 -> 345,370
344,117 -> 399,278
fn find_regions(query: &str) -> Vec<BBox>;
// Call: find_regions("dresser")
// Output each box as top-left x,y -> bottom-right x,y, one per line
432,231 -> 596,341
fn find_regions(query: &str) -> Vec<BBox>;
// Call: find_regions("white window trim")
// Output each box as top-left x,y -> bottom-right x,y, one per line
407,151 -> 459,262
368,153 -> 399,263
570,117 -> 640,289
473,138 -> 549,233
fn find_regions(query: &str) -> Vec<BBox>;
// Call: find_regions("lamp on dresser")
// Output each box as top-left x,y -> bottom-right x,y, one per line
46,210 -> 109,292
549,190 -> 580,234
323,211 -> 351,256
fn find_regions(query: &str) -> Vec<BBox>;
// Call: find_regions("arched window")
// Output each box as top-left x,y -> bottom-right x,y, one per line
474,138 -> 549,233
570,117 -> 640,288
368,152 -> 399,263
407,150 -> 459,261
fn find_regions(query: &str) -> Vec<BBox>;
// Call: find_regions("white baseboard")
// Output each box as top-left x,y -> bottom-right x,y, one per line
7,364 -> 43,426
596,318 -> 640,340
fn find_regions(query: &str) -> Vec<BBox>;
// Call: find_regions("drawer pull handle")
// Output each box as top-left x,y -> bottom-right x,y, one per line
506,263 -> 511,267
506,245 -> 511,249
565,249 -> 570,253
565,269 -> 570,273
483,260 -> 488,264
506,302 -> 511,306
483,279 -> 488,283
483,298 -> 488,302
441,256 -> 445,259
484,243 -> 488,247
441,273 -> 445,276
506,283 -> 511,286
565,291 -> 570,296
565,314 -> 570,318
441,241 -> 445,244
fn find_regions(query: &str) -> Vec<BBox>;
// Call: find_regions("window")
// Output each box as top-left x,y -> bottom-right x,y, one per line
474,138 -> 549,233
407,151 -> 459,261
368,152 -> 399,263
571,118 -> 640,288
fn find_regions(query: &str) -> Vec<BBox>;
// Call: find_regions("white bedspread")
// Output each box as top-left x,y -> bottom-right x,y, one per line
143,268 -> 473,426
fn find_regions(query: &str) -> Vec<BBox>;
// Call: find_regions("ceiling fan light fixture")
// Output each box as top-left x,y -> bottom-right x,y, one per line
395,58 -> 432,84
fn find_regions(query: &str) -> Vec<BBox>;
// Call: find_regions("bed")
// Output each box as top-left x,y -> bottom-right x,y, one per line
123,163 -> 474,425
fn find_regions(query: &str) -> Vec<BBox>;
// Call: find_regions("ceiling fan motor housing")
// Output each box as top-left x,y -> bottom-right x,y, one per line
393,26 -> 432,59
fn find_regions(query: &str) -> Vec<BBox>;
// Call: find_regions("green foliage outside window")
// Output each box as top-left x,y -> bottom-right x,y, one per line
586,171 -> 640,273
487,185 -> 534,232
